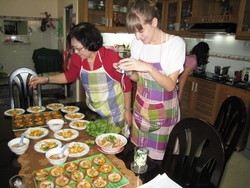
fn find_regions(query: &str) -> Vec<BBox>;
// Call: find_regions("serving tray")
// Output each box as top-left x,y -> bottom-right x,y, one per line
32,153 -> 129,188
12,111 -> 64,131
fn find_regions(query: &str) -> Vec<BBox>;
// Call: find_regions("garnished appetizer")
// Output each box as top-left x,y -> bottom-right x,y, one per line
34,169 -> 49,181
86,167 -> 99,178
92,176 -> 108,188
79,159 -> 92,169
108,172 -> 122,183
70,170 -> 85,181
93,156 -> 106,166
99,163 -> 113,173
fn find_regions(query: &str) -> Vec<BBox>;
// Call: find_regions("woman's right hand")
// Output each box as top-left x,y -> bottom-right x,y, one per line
117,58 -> 152,73
29,76 -> 48,88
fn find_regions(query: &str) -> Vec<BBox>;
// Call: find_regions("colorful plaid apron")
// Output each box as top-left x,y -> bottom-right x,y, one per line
80,52 -> 124,126
130,33 -> 180,160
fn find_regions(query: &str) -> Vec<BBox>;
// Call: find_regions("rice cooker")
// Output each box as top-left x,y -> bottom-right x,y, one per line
241,67 -> 250,82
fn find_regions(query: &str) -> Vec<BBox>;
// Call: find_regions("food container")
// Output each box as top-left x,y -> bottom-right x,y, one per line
47,119 -> 64,132
46,148 -> 69,166
241,67 -> 250,82
214,66 -> 230,76
8,137 -> 30,155
95,133 -> 127,153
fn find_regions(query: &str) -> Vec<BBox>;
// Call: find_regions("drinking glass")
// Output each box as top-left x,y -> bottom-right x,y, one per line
9,174 -> 29,188
130,146 -> 149,174
138,130 -> 146,147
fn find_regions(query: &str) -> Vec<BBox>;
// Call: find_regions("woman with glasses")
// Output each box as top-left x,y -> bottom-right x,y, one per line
178,42 -> 210,102
29,22 -> 133,127
114,0 -> 185,160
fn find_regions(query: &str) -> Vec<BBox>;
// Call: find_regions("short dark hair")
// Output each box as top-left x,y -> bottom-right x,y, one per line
67,22 -> 103,51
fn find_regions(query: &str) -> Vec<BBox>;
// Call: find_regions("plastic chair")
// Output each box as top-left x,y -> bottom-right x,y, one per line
161,118 -> 225,188
9,68 -> 42,109
214,96 -> 247,163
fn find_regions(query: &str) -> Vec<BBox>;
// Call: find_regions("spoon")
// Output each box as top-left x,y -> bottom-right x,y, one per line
58,144 -> 69,158
18,133 -> 25,146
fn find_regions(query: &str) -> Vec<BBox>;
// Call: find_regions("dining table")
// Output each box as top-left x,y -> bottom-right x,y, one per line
2,101 -> 181,188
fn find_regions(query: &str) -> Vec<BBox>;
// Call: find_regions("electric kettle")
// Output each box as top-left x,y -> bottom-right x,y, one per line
241,67 -> 250,82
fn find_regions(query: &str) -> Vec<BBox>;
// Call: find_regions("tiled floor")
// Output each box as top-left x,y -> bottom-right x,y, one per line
59,96 -> 250,188
220,151 -> 250,188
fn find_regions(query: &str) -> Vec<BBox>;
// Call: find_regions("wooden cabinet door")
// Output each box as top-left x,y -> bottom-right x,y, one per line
180,76 -> 195,119
193,79 -> 219,124
180,77 -> 219,124
236,0 -> 250,40
217,84 -> 250,113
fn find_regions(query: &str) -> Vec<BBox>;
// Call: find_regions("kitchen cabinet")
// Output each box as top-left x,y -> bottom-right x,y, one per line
236,0 -> 250,40
162,0 -> 204,38
180,75 -> 250,151
186,0 -> 243,37
78,0 -> 131,33
217,84 -> 250,151
217,84 -> 250,112
180,76 -> 219,124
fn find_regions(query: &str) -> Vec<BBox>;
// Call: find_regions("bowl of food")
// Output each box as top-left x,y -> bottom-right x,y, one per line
47,119 -> 64,132
8,137 -> 30,155
95,133 -> 127,153
45,147 -> 69,166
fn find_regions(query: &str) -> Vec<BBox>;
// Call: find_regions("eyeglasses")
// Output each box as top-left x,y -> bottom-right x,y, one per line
72,46 -> 85,52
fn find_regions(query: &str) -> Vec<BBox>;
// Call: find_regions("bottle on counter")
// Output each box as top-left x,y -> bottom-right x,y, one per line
113,12 -> 118,26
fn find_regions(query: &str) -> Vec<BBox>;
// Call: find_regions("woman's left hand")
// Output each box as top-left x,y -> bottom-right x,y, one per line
124,110 -> 132,127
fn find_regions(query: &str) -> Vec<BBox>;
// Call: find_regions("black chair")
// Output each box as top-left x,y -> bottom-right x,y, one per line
214,96 -> 247,163
9,68 -> 42,109
161,118 -> 226,188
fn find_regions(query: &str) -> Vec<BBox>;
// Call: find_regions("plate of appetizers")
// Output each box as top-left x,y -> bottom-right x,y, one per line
34,139 -> 62,153
24,127 -> 49,140
69,120 -> 89,130
64,113 -> 85,121
67,142 -> 90,157
27,106 -> 46,113
54,129 -> 79,141
61,106 -> 79,113
46,103 -> 64,111
4,108 -> 25,116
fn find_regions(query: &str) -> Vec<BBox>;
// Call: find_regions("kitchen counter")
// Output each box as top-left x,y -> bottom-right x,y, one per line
191,72 -> 250,91
0,78 -> 8,86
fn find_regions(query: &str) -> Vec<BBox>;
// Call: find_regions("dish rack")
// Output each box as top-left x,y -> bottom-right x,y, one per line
187,15 -> 238,23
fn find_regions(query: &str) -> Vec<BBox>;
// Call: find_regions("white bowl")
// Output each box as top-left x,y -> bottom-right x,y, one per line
95,133 -> 127,153
47,119 -> 64,132
45,147 -> 69,166
113,4 -> 120,12
8,137 -> 30,155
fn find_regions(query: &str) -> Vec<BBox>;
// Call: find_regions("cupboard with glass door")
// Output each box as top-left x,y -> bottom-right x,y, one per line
78,0 -> 131,33
162,0 -> 204,38
236,0 -> 250,40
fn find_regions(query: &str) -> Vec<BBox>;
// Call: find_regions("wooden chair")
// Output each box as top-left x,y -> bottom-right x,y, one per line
161,118 -> 226,188
214,96 -> 247,163
9,68 -> 42,109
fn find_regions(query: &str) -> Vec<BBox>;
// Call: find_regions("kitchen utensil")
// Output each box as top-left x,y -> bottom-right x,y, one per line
197,64 -> 207,72
59,144 -> 69,158
241,67 -> 250,82
214,66 -> 230,76
19,133 -> 24,146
